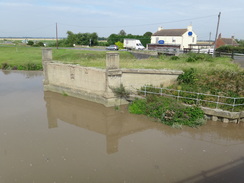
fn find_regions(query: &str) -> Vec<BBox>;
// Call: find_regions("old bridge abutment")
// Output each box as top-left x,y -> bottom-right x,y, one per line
42,48 -> 243,123
42,48 -> 182,107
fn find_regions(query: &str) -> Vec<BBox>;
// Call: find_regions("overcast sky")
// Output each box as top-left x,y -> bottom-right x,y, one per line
0,0 -> 243,40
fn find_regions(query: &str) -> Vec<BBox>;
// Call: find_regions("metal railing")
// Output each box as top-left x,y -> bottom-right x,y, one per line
136,86 -> 244,112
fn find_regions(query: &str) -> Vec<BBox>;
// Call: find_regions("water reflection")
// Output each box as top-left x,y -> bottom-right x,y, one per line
44,91 -> 244,155
1,70 -> 43,78
44,91 -> 158,154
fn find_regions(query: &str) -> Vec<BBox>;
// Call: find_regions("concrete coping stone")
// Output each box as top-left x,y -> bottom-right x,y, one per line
121,69 -> 183,75
48,61 -> 106,72
201,107 -> 244,119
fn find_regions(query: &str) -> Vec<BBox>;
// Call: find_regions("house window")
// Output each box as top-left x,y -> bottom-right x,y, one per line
192,37 -> 195,43
156,37 -> 159,43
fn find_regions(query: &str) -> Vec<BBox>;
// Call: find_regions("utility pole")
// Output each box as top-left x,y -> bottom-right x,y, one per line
213,12 -> 221,57
209,32 -> 211,45
56,22 -> 59,49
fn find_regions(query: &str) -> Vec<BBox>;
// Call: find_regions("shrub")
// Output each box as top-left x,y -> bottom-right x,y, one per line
27,40 -> 34,46
177,68 -> 196,84
129,95 -> 205,127
98,41 -> 109,46
110,84 -> 130,99
37,42 -> 44,47
185,53 -> 213,62
115,41 -> 123,49
170,56 -> 180,60
186,56 -> 196,62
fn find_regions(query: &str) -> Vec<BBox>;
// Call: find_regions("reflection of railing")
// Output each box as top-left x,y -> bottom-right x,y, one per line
136,86 -> 244,112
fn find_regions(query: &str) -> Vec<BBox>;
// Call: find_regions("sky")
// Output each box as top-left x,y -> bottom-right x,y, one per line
0,0 -> 244,40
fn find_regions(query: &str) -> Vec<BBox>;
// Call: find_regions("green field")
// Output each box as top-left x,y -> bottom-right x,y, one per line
0,46 -> 241,73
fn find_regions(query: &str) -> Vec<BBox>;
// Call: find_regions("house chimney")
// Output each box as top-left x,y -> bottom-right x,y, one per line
231,35 -> 235,39
218,33 -> 222,39
187,25 -> 192,31
158,27 -> 163,31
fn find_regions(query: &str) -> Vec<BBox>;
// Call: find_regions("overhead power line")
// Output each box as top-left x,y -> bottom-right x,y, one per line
59,14 -> 217,29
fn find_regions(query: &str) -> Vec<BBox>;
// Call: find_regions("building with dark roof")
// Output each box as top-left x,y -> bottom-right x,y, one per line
151,25 -> 197,50
215,34 -> 239,49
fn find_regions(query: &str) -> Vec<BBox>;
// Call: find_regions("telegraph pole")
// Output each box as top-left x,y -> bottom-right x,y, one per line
56,22 -> 59,49
213,12 -> 221,57
209,32 -> 211,45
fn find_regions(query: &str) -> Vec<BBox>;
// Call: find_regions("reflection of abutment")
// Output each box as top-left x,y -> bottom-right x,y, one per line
44,91 -> 156,154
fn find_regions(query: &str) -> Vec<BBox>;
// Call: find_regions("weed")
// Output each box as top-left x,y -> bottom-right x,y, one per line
110,84 -> 130,99
114,105 -> 120,110
177,68 -> 196,84
1,63 -> 10,70
62,91 -> 68,96
172,123 -> 183,129
170,56 -> 180,60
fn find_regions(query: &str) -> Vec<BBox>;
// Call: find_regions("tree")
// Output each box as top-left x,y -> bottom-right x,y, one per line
115,41 -> 123,49
66,31 -> 77,46
143,31 -> 153,37
65,31 -> 99,46
27,40 -> 34,46
236,39 -> 244,47
118,30 -> 126,36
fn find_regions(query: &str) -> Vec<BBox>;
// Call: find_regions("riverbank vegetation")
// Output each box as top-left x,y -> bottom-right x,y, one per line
129,95 -> 206,128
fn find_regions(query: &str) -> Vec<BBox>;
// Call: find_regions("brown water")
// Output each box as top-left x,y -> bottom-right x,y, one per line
0,70 -> 244,183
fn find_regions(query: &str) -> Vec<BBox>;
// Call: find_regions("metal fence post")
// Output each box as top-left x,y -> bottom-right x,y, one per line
232,98 -> 236,112
216,96 -> 220,109
144,86 -> 147,97
177,90 -> 180,102
196,93 -> 199,105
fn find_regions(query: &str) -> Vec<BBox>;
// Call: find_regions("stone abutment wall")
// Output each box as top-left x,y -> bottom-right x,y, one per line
42,49 -> 243,123
42,49 -> 182,107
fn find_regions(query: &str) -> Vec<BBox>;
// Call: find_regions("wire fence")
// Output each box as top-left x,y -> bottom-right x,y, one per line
136,85 -> 244,112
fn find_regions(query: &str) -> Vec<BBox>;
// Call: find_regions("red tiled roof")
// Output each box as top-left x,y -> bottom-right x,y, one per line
221,38 -> 239,46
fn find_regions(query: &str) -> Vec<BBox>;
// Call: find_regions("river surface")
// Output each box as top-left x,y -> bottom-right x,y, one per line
0,70 -> 244,183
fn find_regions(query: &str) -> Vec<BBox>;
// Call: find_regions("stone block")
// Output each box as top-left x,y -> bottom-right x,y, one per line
229,119 -> 238,123
223,118 -> 229,123
106,52 -> 119,70
212,116 -> 218,121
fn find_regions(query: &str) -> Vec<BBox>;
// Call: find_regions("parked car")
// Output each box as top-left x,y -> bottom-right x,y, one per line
106,45 -> 119,50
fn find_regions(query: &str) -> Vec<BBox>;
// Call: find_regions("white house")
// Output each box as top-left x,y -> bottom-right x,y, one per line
151,25 -> 197,50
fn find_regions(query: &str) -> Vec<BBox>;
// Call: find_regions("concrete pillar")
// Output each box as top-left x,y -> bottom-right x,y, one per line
42,48 -> 52,85
106,52 -> 119,70
42,48 -> 52,61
